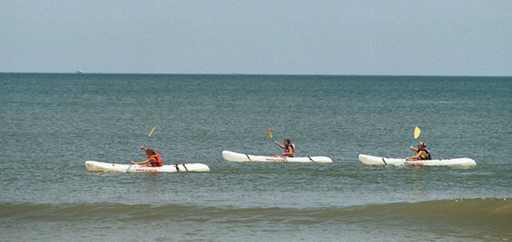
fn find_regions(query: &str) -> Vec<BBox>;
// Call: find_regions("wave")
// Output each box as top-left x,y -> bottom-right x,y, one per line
1,198 -> 511,240
2,198 -> 511,223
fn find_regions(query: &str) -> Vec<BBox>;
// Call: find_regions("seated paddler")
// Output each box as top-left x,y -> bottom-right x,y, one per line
131,146 -> 163,167
274,139 -> 296,157
406,142 -> 431,161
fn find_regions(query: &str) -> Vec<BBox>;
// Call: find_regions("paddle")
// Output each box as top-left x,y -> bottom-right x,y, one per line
267,128 -> 283,153
125,124 -> 158,172
267,128 -> 287,162
406,126 -> 421,158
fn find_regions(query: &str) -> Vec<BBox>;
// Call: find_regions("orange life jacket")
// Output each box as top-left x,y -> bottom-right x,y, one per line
149,153 -> 163,167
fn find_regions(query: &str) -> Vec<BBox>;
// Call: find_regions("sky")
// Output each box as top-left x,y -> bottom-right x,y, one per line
1,0 -> 511,76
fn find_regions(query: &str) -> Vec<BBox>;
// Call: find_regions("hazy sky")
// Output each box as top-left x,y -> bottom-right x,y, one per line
1,0 -> 511,76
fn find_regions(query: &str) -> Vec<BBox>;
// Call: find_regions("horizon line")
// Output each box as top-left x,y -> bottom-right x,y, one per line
0,71 -> 511,78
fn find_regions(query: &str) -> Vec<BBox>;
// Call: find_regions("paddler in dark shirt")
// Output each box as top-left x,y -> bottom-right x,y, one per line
274,139 -> 296,157
406,142 -> 432,161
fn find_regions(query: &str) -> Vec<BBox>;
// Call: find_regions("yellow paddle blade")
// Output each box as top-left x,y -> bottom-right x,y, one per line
266,128 -> 273,138
414,126 -> 421,139
148,124 -> 158,137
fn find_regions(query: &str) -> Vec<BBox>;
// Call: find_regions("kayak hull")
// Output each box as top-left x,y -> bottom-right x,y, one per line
85,161 -> 210,172
222,150 -> 332,163
358,154 -> 477,167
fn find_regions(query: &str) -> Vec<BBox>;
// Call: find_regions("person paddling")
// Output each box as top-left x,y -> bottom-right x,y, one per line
406,142 -> 431,161
131,146 -> 163,167
274,139 -> 295,157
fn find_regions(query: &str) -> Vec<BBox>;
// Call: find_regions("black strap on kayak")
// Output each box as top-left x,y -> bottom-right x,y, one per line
245,154 -> 252,161
175,164 -> 180,172
182,164 -> 189,172
382,158 -> 387,165
308,156 -> 315,162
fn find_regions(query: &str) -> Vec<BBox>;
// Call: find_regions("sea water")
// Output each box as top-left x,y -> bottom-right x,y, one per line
0,73 -> 511,241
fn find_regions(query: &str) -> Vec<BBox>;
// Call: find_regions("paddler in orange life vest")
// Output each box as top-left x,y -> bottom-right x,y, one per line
274,139 -> 296,157
406,142 -> 432,161
131,146 -> 163,167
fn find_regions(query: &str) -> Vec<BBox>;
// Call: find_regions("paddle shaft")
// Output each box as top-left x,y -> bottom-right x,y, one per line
271,136 -> 283,154
407,138 -> 416,158
267,128 -> 288,162
407,126 -> 421,158
125,124 -> 157,172
132,136 -> 151,161
267,128 -> 289,162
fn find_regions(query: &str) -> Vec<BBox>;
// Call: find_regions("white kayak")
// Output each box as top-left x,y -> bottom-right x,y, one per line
222,150 -> 332,163
85,161 -> 210,172
358,154 -> 477,167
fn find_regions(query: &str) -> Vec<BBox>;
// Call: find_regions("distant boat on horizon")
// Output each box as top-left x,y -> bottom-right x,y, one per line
76,70 -> 84,74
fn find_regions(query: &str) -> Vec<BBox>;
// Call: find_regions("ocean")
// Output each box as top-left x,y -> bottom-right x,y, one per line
0,73 -> 511,241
